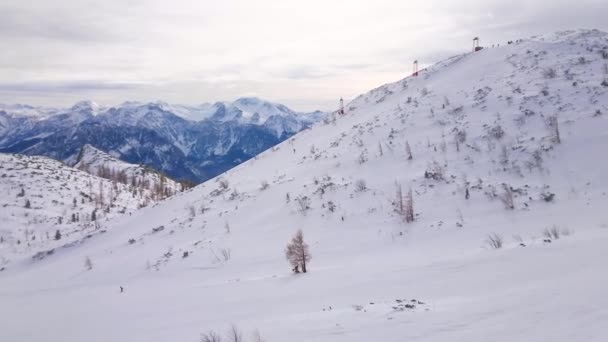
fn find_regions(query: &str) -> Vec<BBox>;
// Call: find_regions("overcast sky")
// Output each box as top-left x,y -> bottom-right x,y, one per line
0,0 -> 606,111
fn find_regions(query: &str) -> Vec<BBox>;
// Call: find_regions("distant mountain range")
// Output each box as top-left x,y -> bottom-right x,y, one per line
0,98 -> 326,182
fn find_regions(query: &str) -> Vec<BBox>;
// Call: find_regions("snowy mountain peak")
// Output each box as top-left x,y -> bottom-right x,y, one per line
70,100 -> 103,114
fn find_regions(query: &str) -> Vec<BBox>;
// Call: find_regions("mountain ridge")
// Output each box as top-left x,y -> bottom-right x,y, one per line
0,98 -> 327,182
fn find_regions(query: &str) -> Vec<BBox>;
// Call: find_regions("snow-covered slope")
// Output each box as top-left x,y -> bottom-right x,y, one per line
0,152 -> 176,270
1,29 -> 608,342
73,144 -> 184,196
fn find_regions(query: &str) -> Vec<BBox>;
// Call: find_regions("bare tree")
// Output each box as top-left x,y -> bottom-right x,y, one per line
405,141 -> 413,160
404,188 -> 415,223
228,325 -> 243,342
200,331 -> 222,342
547,115 -> 561,144
394,182 -> 404,216
499,184 -> 514,210
499,145 -> 509,167
462,174 -> 470,200
285,229 -> 311,273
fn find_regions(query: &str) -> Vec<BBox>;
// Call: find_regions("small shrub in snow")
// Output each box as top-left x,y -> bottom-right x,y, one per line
218,179 -> 229,190
355,179 -> 367,192
295,196 -> 311,214
486,233 -> 503,249
488,125 -> 505,140
259,180 -> 269,191
219,248 -> 231,261
424,161 -> 445,181
84,256 -> 93,270
24,199 -> 31,208
357,150 -> 368,164
540,192 -> 555,202
542,67 -> 557,79
543,226 -> 564,240
54,229 -> 62,240
326,201 -> 336,212
285,229 -> 311,273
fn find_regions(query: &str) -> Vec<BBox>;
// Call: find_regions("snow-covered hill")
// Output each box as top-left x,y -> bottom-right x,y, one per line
0,98 -> 327,182
73,144 -> 184,197
1,29 -> 608,342
0,152 -> 175,269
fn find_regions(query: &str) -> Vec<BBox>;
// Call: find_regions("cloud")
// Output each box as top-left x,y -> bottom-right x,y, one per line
0,0 -> 606,111
0,81 -> 139,93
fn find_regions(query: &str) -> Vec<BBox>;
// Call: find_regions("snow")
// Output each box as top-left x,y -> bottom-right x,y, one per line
1,29 -> 608,342
0,153 -> 176,270
73,144 -> 182,194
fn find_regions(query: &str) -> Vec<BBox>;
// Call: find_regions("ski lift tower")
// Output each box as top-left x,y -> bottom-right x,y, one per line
413,60 -> 419,76
338,97 -> 345,115
473,37 -> 482,52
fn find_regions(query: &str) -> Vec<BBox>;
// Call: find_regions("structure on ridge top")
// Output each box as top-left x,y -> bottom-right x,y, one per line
473,37 -> 483,52
338,97 -> 345,115
413,60 -> 419,77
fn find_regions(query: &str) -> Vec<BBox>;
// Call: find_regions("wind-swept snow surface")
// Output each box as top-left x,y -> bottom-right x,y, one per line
1,29 -> 608,342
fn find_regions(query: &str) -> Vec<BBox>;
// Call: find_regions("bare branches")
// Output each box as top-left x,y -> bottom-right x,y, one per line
200,331 -> 221,342
486,233 -> 503,249
285,229 -> 311,273
394,183 -> 414,223
547,115 -> 561,144
499,184 -> 514,210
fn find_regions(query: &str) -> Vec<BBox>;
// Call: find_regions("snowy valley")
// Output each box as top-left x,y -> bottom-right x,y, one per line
1,29 -> 608,342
